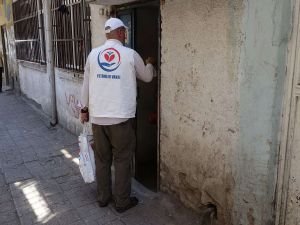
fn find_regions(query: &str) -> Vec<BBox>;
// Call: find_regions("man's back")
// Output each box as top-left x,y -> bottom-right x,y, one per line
88,39 -> 137,119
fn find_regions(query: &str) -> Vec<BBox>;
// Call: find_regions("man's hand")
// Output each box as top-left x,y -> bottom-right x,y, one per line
80,107 -> 89,124
146,57 -> 156,65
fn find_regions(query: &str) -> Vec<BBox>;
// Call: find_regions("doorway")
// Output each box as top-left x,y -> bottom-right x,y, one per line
117,1 -> 160,191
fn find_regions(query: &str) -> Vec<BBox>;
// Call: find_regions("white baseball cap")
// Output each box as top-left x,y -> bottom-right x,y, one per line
104,18 -> 128,33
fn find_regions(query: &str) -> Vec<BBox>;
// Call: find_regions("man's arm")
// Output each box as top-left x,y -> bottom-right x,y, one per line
80,54 -> 90,123
134,51 -> 155,82
81,55 -> 90,108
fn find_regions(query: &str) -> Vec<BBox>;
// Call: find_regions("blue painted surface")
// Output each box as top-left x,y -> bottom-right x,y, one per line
235,0 -> 291,224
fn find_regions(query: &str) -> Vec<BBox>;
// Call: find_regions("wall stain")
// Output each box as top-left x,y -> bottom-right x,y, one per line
65,92 -> 80,119
228,128 -> 235,134
184,42 -> 197,56
181,114 -> 196,123
174,80 -> 184,102
202,121 -> 215,137
247,208 -> 255,225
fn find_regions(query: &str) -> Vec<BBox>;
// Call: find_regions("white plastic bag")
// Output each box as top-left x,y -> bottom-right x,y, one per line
78,124 -> 95,183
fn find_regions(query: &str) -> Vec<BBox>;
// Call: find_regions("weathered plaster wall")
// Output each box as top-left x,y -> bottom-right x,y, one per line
18,66 -> 84,135
160,0 -> 291,224
55,69 -> 83,135
18,63 -> 51,115
90,4 -> 108,48
18,65 -> 84,135
160,0 -> 242,224
235,0 -> 291,224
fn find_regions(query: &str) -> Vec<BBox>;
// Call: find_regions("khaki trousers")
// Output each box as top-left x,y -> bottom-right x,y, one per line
92,119 -> 135,207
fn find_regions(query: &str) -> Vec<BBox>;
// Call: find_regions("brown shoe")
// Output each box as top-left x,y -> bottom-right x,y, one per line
98,200 -> 109,207
97,197 -> 112,207
115,197 -> 139,213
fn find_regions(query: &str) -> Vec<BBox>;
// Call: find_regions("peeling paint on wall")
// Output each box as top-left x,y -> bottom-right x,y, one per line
161,0 -> 243,223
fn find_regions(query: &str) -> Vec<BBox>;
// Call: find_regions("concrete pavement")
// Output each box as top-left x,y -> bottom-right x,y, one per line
0,91 -> 205,225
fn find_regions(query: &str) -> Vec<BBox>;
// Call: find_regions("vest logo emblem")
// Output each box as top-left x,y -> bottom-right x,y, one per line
98,48 -> 121,72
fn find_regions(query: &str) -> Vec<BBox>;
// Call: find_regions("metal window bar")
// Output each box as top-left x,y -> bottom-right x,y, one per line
83,2 -> 91,60
13,0 -> 46,63
52,0 -> 91,72
37,0 -> 46,63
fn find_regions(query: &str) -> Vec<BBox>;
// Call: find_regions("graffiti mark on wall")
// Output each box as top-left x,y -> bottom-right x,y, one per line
65,93 -> 81,119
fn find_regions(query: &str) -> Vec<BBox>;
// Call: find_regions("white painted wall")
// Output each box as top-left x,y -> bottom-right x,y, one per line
18,63 -> 51,115
55,69 -> 83,135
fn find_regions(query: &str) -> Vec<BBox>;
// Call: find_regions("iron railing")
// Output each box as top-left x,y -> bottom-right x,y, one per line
52,0 -> 91,72
13,0 -> 46,64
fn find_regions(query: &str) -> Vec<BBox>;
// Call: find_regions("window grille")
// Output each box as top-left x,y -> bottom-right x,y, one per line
52,0 -> 91,72
13,0 -> 46,64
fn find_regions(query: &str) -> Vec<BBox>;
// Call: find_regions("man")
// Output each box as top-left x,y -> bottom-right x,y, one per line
80,17 -> 155,213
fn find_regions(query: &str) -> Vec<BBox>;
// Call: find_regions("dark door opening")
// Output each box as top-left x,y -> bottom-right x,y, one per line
117,1 -> 160,192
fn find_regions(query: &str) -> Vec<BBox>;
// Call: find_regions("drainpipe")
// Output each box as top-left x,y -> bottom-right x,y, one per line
43,0 -> 57,126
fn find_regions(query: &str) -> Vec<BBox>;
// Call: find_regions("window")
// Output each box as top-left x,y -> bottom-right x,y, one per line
52,0 -> 91,72
13,0 -> 46,64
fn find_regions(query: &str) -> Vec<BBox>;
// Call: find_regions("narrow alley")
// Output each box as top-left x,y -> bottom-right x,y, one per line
0,0 -> 295,223
0,91 -> 204,225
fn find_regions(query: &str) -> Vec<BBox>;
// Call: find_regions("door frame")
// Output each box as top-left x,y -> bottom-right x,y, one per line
115,0 -> 161,191
275,0 -> 300,224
